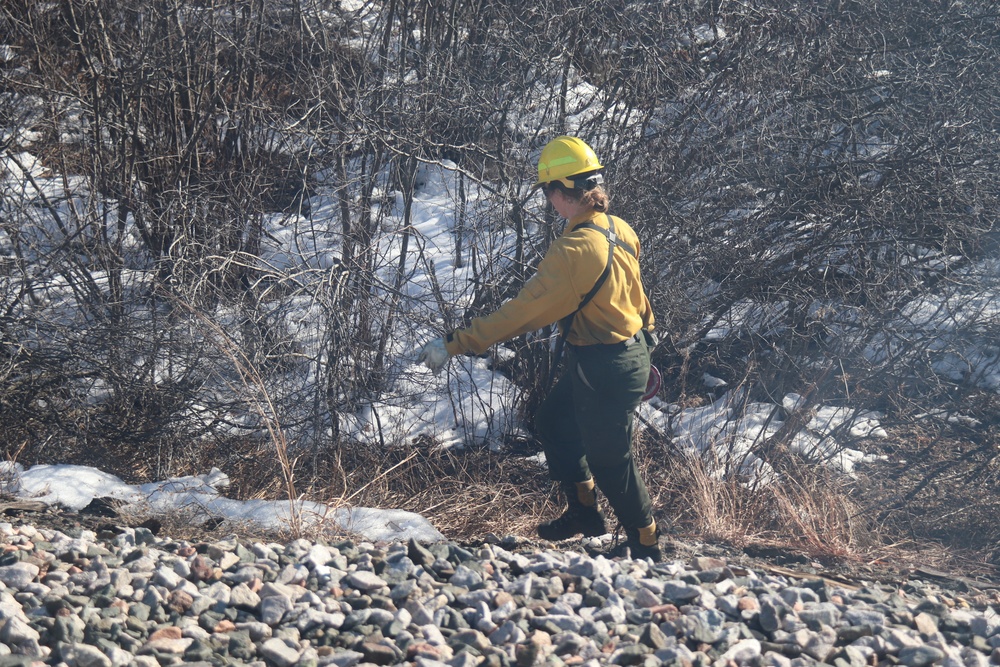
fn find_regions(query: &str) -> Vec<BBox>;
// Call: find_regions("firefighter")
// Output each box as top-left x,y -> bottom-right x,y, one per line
418,136 -> 660,560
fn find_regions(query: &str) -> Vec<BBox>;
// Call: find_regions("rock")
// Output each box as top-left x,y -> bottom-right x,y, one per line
450,565 -> 484,589
53,614 -> 86,643
720,638 -> 762,664
0,563 -> 39,590
449,629 -> 491,652
345,571 -> 387,591
61,643 -> 113,667
639,622 -> 671,650
689,609 -> 727,643
759,597 -> 787,634
259,637 -> 302,667
515,630 -> 552,667
260,593 -> 293,625
227,631 -> 256,660
799,602 -> 840,627
0,616 -> 42,656
167,589 -> 194,613
152,565 -> 182,590
844,608 -> 886,628
359,641 -> 401,665
491,620 -> 527,646
662,581 -> 702,603
635,587 -> 661,608
137,636 -> 193,655
148,626 -> 182,641
831,645 -> 870,667
915,612 -> 940,635
0,519 -> 997,667
230,582 -> 261,609
898,645 -> 946,667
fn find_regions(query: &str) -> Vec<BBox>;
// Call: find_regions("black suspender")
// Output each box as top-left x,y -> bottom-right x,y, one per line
557,214 -> 637,335
548,214 -> 637,386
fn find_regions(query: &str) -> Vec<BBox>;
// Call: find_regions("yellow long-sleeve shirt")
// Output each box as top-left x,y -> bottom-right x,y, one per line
445,209 -> 654,356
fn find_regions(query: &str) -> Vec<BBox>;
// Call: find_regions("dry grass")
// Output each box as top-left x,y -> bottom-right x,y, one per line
631,431 -> 874,563
211,439 -> 560,543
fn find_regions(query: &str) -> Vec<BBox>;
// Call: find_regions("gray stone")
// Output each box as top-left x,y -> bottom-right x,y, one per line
720,638 -> 762,664
323,649 -> 365,667
689,609 -> 727,644
898,645 -> 945,667
791,626 -> 836,662
780,587 -> 821,606
844,608 -> 886,628
53,614 -> 87,643
367,607 -> 395,629
490,620 -> 526,646
566,557 -> 612,580
259,638 -> 301,667
884,627 -> 924,652
831,645 -> 870,667
610,644 -> 651,665
0,616 -> 41,656
0,564 -> 39,591
449,651 -> 482,667
759,597 -> 788,634
229,564 -> 266,584
227,631 -> 256,660
260,594 -> 293,625
635,587 -> 661,608
594,603 -> 627,625
449,565 -> 483,589
640,622 -> 670,650
662,581 -> 702,603
970,612 -> 1000,639
230,582 -> 261,609
345,570 -> 386,591
799,602 -> 840,627
914,612 -> 939,635
61,644 -> 113,667
449,629 -> 491,652
152,565 -> 182,590
237,621 -> 272,642
762,653 -> 793,667
360,640 -> 403,664
543,614 -> 586,633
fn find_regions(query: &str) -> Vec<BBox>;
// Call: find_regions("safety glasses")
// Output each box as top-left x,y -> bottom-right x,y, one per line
538,173 -> 604,195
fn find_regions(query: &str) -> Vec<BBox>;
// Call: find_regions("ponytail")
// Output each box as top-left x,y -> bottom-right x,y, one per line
547,181 -> 610,213
580,186 -> 609,213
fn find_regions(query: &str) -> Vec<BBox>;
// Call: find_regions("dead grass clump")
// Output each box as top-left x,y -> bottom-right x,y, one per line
234,441 -> 559,542
632,431 -> 873,562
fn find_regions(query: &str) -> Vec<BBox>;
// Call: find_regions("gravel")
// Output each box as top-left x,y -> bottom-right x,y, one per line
0,520 -> 998,667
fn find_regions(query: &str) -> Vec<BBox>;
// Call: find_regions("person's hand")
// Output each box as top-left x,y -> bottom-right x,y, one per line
417,337 -> 451,375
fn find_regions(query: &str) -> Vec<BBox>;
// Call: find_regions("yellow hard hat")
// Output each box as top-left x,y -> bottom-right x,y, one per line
532,136 -> 604,191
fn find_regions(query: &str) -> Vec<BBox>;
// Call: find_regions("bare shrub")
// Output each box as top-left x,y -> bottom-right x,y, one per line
1,0 -> 998,560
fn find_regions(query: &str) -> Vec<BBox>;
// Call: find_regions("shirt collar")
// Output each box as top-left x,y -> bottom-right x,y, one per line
561,209 -> 604,237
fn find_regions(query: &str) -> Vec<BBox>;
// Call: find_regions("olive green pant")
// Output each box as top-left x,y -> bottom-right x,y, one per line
535,336 -> 653,531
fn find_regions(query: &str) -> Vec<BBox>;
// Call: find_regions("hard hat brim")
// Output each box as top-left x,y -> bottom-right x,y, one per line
531,172 -> 604,194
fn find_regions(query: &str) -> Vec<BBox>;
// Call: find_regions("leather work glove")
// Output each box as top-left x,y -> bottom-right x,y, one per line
417,337 -> 451,375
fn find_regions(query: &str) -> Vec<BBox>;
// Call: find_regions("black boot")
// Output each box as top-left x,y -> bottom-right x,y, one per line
537,481 -> 607,541
608,521 -> 662,562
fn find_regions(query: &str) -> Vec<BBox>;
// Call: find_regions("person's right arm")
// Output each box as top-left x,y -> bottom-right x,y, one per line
445,246 -> 585,356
